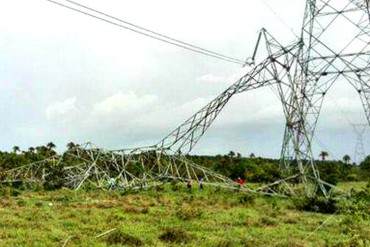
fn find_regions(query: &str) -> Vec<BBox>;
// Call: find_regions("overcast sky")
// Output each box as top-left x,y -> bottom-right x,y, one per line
0,0 -> 369,160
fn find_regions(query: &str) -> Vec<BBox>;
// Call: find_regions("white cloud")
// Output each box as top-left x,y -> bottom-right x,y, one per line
197,74 -> 225,84
93,91 -> 158,117
46,97 -> 78,121
1,0 -> 369,157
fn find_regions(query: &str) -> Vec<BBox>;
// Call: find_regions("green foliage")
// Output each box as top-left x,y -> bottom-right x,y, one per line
191,153 -> 363,184
43,163 -> 66,191
0,183 -> 369,246
158,228 -> 191,244
216,239 -> 236,247
338,216 -> 370,246
106,230 -> 143,246
0,186 -> 21,197
337,184 -> 370,219
259,216 -> 278,226
238,193 -> 256,205
0,147 -> 366,187
360,155 -> 370,178
176,205 -> 203,220
292,196 -> 338,214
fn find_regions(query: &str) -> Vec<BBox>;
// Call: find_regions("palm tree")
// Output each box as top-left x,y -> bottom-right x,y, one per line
319,151 -> 329,161
228,151 -> 235,159
28,147 -> 35,153
46,142 -> 56,150
12,146 -> 20,154
67,142 -> 76,150
36,146 -> 48,155
343,154 -> 351,164
249,153 -> 256,158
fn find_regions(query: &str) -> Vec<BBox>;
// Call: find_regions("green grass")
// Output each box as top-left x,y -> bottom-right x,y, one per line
0,183 -> 369,247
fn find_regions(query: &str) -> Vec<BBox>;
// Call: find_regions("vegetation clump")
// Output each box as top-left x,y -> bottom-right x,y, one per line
106,230 -> 143,246
338,182 -> 370,219
159,228 -> 191,244
176,205 -> 203,220
292,196 -> 338,214
238,193 -> 256,205
259,216 -> 278,227
123,205 -> 149,214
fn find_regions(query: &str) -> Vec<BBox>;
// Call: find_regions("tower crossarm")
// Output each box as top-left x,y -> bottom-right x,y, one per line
156,42 -> 300,154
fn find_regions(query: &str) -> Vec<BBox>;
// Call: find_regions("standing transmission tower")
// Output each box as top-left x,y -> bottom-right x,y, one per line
2,0 -> 370,198
352,124 -> 367,164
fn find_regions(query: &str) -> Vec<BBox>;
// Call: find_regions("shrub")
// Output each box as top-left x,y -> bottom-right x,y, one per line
106,230 -> 143,246
259,216 -> 278,226
176,205 -> 203,220
170,180 -> 181,192
123,205 -> 149,214
338,186 -> 370,219
0,186 -> 11,197
238,194 -> 256,205
16,199 -> 27,207
159,228 -> 190,244
292,196 -> 337,214
347,173 -> 359,182
337,217 -> 370,247
216,239 -> 235,247
0,186 -> 21,197
43,164 -> 66,190
154,184 -> 165,192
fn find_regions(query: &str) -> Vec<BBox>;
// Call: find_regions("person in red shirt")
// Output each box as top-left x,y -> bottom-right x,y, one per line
235,177 -> 245,186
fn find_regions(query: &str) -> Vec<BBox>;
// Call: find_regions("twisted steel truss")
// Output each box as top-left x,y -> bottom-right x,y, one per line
1,0 -> 369,197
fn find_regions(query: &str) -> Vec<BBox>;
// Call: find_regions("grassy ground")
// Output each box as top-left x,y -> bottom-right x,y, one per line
0,182 -> 369,247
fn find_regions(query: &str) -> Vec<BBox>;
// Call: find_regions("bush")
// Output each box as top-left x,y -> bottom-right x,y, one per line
159,228 -> 191,244
238,194 -> 256,205
123,205 -> 149,214
292,196 -> 337,214
259,216 -> 278,226
338,217 -> 370,247
338,185 -> 370,219
216,239 -> 236,247
170,180 -> 181,192
43,164 -> 66,190
0,186 -> 11,197
176,205 -> 203,220
347,173 -> 359,182
106,230 -> 143,246
0,186 -> 21,197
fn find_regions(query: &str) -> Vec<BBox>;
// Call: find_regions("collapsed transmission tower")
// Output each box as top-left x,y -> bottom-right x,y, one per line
1,0 -> 370,197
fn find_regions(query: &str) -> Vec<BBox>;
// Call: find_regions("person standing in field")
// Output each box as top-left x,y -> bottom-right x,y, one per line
199,177 -> 204,191
186,179 -> 192,191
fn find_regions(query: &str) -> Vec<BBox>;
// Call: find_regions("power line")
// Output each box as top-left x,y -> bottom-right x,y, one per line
260,0 -> 299,38
43,0 -> 248,65
63,0 -> 246,64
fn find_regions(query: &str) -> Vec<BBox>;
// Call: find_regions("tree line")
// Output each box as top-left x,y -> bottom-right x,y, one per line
0,143 -> 369,184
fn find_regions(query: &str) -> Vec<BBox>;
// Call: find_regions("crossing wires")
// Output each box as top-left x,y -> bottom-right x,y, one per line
43,0 -> 250,65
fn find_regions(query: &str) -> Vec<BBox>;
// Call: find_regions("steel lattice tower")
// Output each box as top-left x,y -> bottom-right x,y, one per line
352,123 -> 367,163
2,0 -> 370,197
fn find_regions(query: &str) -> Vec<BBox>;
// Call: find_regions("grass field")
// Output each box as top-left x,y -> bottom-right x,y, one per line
0,182 -> 369,247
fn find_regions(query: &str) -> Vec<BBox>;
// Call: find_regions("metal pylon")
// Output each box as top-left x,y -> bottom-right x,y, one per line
352,124 -> 367,164
2,0 -> 370,198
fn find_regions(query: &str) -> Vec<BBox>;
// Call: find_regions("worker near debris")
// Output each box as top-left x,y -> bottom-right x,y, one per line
186,179 -> 192,191
108,177 -> 116,190
199,177 -> 204,190
235,177 -> 245,186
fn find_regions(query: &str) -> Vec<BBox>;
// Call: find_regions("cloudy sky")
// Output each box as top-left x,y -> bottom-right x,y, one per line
0,0 -> 369,160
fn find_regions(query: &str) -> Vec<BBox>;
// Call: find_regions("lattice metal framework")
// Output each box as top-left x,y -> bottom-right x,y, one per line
1,0 -> 369,197
352,123 -> 368,163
